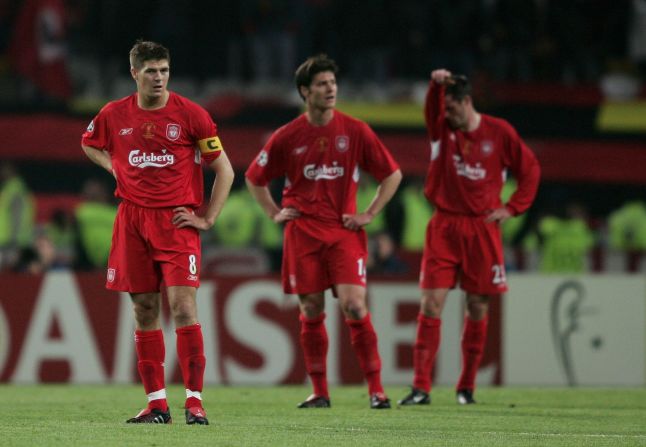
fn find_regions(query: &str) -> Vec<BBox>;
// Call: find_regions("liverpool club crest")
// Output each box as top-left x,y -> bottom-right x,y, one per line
335,135 -> 349,153
166,123 -> 181,141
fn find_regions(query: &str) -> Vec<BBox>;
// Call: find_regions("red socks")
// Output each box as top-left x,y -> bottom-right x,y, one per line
412,314 -> 441,393
134,329 -> 167,411
457,316 -> 488,391
346,313 -> 384,395
176,323 -> 206,409
300,313 -> 329,398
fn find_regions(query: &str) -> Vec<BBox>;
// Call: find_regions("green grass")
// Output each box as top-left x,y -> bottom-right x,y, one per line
1,385 -> 645,446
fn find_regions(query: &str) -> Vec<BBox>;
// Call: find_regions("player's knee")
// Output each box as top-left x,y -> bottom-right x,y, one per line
341,298 -> 367,320
170,301 -> 197,326
300,301 -> 324,318
420,298 -> 443,317
133,305 -> 158,327
466,296 -> 489,319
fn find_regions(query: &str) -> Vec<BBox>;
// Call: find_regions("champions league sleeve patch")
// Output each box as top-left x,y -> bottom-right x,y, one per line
198,136 -> 223,154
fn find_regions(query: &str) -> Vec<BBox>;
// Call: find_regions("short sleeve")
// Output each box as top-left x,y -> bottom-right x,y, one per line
358,122 -> 399,181
245,130 -> 285,186
81,109 -> 109,152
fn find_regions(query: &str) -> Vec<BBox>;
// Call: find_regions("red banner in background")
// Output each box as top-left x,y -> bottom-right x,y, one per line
0,272 -> 501,386
1,115 -> 645,183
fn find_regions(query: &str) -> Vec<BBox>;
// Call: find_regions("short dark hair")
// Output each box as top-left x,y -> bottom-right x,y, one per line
445,74 -> 471,102
129,40 -> 170,70
294,54 -> 338,100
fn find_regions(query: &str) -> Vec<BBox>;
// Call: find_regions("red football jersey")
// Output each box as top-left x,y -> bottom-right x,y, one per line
81,92 -> 222,208
423,81 -> 540,216
245,111 -> 399,226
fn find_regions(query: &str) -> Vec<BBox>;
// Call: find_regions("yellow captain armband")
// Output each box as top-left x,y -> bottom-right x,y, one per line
198,136 -> 223,154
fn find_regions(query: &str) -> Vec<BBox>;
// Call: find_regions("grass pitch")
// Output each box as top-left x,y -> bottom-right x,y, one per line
1,385 -> 645,446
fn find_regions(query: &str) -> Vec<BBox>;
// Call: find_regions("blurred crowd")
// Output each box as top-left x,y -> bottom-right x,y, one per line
1,1 -> 645,276
2,162 -> 645,276
0,0 -> 645,105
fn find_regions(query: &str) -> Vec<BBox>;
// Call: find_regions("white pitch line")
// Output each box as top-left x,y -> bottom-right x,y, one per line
314,426 -> 646,439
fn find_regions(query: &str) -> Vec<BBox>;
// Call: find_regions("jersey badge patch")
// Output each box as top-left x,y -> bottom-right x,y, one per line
316,136 -> 329,152
481,140 -> 494,156
141,122 -> 156,139
257,150 -> 268,167
335,135 -> 349,153
166,123 -> 181,141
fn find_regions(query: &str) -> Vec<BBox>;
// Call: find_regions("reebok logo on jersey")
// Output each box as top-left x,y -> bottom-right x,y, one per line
129,149 -> 175,168
453,155 -> 486,180
303,162 -> 344,180
119,128 -> 133,135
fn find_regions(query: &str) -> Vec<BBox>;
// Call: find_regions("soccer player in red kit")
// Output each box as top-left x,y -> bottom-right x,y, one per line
246,54 -> 402,409
81,41 -> 234,424
398,69 -> 540,406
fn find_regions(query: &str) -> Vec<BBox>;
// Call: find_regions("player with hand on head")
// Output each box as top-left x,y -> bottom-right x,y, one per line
398,69 -> 540,406
81,40 -> 234,424
246,54 -> 402,409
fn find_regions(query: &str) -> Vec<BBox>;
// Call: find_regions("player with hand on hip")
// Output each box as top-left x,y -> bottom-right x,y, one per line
246,54 -> 402,409
81,40 -> 234,424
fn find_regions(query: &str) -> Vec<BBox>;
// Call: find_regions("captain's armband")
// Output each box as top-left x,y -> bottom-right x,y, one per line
198,136 -> 223,155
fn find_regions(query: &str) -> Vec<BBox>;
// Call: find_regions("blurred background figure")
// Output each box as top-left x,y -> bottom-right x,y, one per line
537,202 -> 596,273
8,0 -> 72,106
0,162 -> 35,271
608,200 -> 646,272
43,207 -> 76,268
74,178 -> 116,270
12,231 -> 56,274
367,231 -> 409,276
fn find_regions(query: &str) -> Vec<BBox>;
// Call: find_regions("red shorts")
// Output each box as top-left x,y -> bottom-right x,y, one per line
282,218 -> 368,295
419,211 -> 507,295
106,201 -> 201,293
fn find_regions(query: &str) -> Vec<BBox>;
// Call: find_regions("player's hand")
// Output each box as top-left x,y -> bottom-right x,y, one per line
431,69 -> 453,85
342,213 -> 372,231
172,207 -> 211,230
485,207 -> 513,224
273,207 -> 300,223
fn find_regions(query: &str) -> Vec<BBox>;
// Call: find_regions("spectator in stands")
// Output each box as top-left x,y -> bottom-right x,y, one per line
13,231 -> 56,274
0,163 -> 35,270
399,176 -> 433,252
537,202 -> 595,273
43,208 -> 76,268
241,0 -> 297,83
367,231 -> 409,275
608,200 -> 646,272
74,178 -> 117,270
211,180 -> 260,249
8,0 -> 73,105
356,175 -> 386,236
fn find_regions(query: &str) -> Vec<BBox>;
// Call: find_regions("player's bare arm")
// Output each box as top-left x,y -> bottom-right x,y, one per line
81,144 -> 115,178
173,151 -> 234,230
245,178 -> 301,224
342,169 -> 402,231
